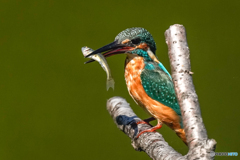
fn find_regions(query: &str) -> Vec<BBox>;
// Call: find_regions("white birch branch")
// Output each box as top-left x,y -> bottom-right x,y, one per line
107,97 -> 185,160
165,24 -> 216,159
106,24 -> 216,160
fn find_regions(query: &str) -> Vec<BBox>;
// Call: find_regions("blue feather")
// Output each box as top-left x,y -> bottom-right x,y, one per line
141,61 -> 183,127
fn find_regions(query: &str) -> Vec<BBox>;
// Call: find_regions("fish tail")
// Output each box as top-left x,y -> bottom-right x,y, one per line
106,77 -> 115,91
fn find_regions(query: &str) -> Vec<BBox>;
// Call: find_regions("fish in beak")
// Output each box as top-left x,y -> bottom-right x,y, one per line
84,40 -> 134,64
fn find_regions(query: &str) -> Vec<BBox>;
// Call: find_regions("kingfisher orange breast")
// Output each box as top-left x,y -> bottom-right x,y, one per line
124,56 -> 181,129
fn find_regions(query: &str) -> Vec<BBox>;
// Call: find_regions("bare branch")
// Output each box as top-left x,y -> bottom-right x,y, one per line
107,97 -> 186,160
165,24 -> 216,159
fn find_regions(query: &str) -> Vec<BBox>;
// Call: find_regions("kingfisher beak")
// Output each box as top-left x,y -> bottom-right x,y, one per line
84,40 -> 134,64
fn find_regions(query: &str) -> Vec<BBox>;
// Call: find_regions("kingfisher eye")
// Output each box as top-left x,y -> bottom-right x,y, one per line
131,38 -> 141,44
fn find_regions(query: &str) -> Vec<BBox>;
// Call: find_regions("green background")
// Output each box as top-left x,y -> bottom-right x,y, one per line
1,0 -> 239,159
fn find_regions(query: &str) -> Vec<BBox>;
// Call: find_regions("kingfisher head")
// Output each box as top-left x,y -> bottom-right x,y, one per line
85,27 -> 158,62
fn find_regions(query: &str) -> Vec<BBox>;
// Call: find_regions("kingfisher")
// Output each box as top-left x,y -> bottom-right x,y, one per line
85,27 -> 187,145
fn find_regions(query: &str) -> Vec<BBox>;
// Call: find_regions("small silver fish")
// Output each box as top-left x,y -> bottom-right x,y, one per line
82,46 -> 115,91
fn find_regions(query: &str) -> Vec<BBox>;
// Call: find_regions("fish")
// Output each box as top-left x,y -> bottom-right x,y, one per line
82,46 -> 115,91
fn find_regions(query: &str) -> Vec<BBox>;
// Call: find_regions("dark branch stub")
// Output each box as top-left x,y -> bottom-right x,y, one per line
106,24 -> 216,160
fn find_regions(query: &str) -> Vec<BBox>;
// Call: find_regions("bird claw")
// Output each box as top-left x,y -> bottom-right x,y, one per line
135,129 -> 157,139
136,117 -> 156,125
135,123 -> 162,139
136,120 -> 150,125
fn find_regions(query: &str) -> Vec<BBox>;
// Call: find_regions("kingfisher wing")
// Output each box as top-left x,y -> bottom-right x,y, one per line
140,62 -> 181,117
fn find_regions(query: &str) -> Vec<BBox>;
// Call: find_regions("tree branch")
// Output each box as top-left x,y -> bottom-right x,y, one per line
107,97 -> 186,160
165,24 -> 216,159
106,24 -> 216,159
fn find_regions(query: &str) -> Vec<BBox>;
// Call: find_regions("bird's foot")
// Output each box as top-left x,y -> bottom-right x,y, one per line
135,123 -> 162,139
136,117 -> 155,125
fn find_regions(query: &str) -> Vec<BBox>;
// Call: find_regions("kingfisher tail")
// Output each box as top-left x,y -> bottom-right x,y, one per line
175,128 -> 187,145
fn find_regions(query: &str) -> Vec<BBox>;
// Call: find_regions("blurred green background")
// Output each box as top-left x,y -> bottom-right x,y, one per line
0,0 -> 239,159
